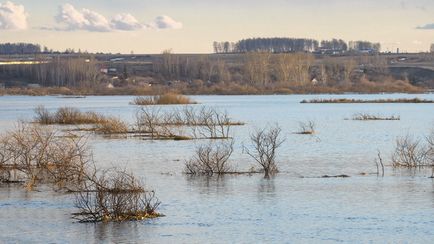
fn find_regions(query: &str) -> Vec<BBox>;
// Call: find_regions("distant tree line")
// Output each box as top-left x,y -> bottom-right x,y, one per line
0,43 -> 43,55
0,57 -> 101,87
213,38 -> 381,54
152,50 -> 391,89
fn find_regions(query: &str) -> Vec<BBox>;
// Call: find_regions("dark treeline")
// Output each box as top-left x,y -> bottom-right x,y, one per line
214,38 -> 381,54
0,43 -> 43,55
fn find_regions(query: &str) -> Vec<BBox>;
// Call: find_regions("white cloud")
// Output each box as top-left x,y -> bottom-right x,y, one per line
150,15 -> 183,30
0,1 -> 28,30
111,13 -> 144,31
56,4 -> 111,32
53,4 -> 182,32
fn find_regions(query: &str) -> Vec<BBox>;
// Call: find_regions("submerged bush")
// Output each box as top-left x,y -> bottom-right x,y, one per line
185,140 -> 234,176
73,169 -> 162,223
0,123 -> 90,190
135,106 -> 243,140
391,135 -> 429,168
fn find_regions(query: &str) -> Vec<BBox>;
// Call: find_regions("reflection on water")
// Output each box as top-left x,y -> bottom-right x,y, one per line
1,94 -> 434,242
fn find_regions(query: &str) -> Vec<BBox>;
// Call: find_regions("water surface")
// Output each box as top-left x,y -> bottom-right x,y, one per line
0,94 -> 434,243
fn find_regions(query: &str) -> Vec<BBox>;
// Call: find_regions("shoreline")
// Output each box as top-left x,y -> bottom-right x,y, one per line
0,87 -> 430,97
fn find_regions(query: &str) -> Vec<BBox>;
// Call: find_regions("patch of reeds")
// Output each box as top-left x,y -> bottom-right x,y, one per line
94,117 -> 129,135
350,113 -> 400,121
301,98 -> 434,104
131,93 -> 196,106
34,106 -> 105,125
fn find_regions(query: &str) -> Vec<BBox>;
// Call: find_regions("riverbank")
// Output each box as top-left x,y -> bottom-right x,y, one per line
0,82 -> 426,96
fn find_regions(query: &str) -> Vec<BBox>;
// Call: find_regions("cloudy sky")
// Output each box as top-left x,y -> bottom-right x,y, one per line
0,0 -> 434,53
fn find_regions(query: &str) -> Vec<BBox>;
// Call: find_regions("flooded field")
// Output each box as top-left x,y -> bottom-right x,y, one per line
1,94 -> 434,243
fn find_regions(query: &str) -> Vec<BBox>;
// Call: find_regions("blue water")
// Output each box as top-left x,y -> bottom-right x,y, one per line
0,94 -> 434,243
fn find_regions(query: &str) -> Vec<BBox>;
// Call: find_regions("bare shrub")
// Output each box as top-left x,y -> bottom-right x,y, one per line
185,140 -> 234,176
73,169 -> 161,223
296,120 -> 316,135
131,93 -> 196,105
245,125 -> 285,178
1,123 -> 91,190
392,135 -> 428,168
135,106 -> 243,140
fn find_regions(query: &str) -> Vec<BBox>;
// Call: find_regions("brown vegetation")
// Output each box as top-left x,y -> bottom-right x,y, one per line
34,106 -> 105,125
301,98 -> 434,104
131,93 -> 196,106
34,106 -> 129,135
350,113 -> 400,121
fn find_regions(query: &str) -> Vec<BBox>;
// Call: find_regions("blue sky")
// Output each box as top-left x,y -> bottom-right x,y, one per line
1,0 -> 434,53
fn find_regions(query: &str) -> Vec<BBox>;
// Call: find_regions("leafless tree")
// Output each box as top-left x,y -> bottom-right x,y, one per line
245,125 -> 285,178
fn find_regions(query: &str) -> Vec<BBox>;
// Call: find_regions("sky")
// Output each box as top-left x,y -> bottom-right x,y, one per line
0,0 -> 434,54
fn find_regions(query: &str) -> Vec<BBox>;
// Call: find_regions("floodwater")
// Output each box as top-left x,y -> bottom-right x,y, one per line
0,94 -> 434,243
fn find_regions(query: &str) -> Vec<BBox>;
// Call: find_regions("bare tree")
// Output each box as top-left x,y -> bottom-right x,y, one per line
245,125 -> 285,178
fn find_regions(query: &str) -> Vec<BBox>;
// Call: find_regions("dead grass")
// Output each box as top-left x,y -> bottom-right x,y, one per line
350,113 -> 400,121
94,117 -> 129,135
34,106 -> 105,125
132,93 -> 196,105
301,98 -> 434,104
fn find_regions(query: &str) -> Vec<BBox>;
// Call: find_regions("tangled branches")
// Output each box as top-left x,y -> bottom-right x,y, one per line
245,125 -> 285,178
73,169 -> 162,223
185,140 -> 234,176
